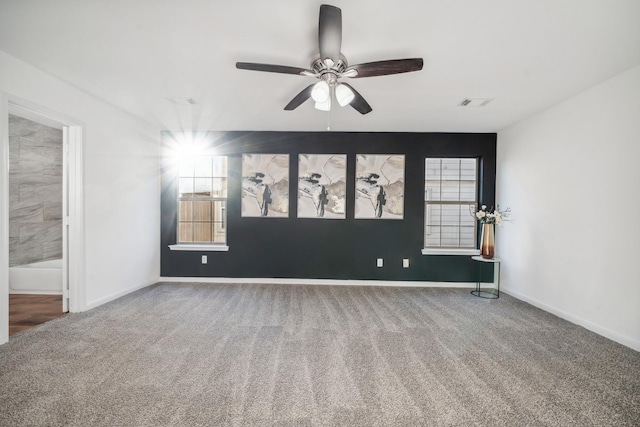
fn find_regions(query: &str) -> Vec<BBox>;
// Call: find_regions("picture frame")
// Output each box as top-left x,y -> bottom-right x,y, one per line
297,154 -> 347,219
355,154 -> 405,219
241,154 -> 289,217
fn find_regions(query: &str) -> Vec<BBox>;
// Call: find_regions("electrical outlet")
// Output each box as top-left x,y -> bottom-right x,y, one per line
376,258 -> 383,268
202,255 -> 207,264
403,258 -> 410,268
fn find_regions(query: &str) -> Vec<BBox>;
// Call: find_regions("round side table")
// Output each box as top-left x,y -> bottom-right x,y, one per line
471,256 -> 501,299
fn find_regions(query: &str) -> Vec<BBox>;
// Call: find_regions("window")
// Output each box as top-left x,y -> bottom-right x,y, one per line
177,156 -> 227,246
424,158 -> 478,251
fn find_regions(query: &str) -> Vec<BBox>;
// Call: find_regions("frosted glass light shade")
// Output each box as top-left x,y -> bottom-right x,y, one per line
311,81 -> 330,103
314,98 -> 331,111
335,83 -> 355,107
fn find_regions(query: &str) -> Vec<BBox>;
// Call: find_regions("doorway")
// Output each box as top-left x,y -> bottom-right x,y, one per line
8,108 -> 67,334
1,98 -> 84,343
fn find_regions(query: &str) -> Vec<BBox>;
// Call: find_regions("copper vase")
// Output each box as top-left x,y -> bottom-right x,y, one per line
480,223 -> 495,259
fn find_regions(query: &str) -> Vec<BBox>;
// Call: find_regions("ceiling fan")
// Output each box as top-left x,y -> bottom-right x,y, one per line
236,4 -> 423,115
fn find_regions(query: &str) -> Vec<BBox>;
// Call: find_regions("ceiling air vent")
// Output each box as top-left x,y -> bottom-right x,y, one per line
459,98 -> 493,107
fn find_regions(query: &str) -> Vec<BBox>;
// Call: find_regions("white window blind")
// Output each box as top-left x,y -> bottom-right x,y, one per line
424,158 -> 478,249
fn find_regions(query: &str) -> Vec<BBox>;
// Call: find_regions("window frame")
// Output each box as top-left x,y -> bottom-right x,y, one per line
421,157 -> 480,256
169,155 -> 229,252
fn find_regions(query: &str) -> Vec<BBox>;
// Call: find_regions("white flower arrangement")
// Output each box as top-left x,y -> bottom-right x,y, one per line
474,205 -> 511,225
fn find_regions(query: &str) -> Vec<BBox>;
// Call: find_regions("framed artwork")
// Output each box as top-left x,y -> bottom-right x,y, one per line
355,154 -> 405,219
298,154 -> 346,219
241,154 -> 289,217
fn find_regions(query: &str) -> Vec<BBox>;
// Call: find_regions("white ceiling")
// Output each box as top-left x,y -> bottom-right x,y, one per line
1,0 -> 639,133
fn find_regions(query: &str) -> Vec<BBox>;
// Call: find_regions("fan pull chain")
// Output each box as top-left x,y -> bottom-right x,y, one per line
326,106 -> 331,131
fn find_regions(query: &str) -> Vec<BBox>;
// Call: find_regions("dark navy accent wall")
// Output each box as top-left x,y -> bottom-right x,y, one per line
161,131 -> 496,282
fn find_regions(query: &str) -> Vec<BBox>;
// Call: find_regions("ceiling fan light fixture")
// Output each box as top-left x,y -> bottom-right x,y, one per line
315,98 -> 331,111
335,83 -> 355,107
236,5 -> 423,115
311,80 -> 330,103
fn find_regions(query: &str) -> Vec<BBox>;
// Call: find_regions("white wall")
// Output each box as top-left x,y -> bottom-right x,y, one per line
497,65 -> 640,351
0,50 -> 160,334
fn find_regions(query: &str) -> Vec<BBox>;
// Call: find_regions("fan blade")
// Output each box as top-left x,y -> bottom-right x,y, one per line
340,83 -> 372,115
284,84 -> 315,111
346,58 -> 424,78
236,62 -> 310,76
318,5 -> 342,61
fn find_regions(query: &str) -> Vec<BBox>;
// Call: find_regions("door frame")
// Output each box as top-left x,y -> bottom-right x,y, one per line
0,93 -> 85,344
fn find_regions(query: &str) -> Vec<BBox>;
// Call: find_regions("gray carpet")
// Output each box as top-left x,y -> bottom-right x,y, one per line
1,283 -> 638,426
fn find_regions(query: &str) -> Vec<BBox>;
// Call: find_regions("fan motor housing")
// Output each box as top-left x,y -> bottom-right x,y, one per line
311,54 -> 348,76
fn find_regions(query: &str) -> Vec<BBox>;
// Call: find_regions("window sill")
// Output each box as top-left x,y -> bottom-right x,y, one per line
421,248 -> 480,256
169,244 -> 229,252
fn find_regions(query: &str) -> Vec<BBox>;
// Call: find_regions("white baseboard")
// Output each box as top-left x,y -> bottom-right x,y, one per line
85,279 -> 158,310
502,286 -> 640,352
9,290 -> 62,295
159,276 -> 476,288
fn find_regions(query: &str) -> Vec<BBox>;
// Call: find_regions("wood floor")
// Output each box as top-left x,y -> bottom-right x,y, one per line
9,294 -> 65,336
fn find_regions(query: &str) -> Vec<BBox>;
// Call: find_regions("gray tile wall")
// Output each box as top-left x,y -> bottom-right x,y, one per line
9,115 -> 63,267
